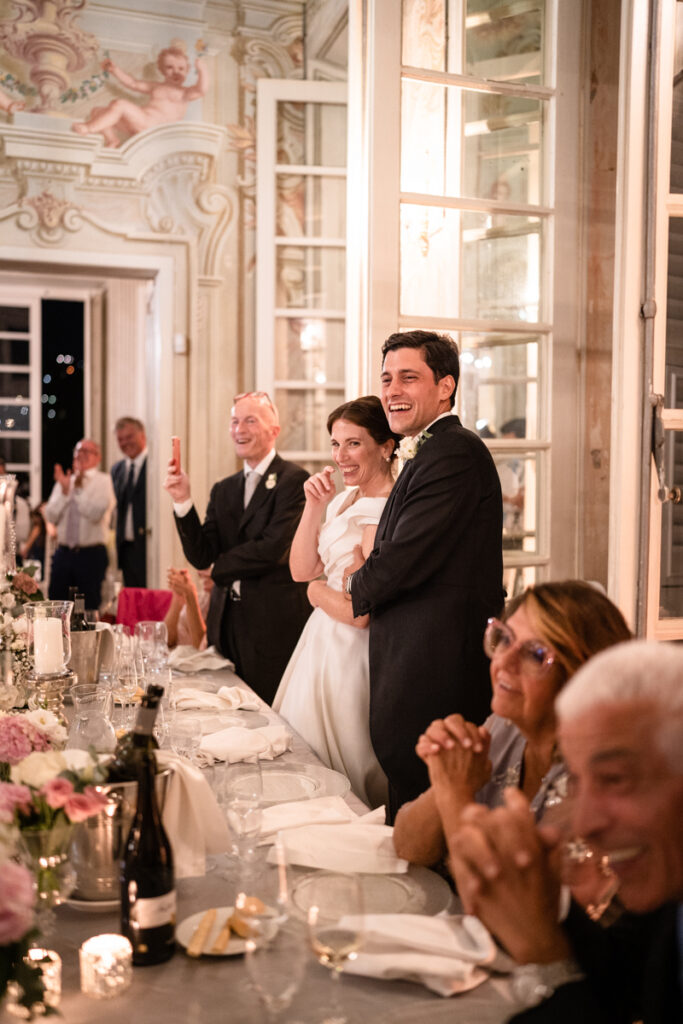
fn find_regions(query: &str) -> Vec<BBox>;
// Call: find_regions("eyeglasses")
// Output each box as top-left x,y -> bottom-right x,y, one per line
483,618 -> 555,675
233,391 -> 275,412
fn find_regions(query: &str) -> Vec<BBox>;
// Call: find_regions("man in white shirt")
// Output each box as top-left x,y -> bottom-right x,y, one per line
164,392 -> 311,703
45,438 -> 116,609
111,416 -> 148,587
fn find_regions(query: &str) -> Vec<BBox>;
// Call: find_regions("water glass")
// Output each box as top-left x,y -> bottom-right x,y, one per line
170,716 -> 202,763
224,762 -> 263,856
135,621 -> 168,667
244,916 -> 307,1023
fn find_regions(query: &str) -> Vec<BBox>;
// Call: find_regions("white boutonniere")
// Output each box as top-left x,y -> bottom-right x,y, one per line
397,430 -> 432,470
265,472 -> 277,490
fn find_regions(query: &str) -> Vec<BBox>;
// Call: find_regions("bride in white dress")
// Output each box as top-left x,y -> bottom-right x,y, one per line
273,396 -> 398,807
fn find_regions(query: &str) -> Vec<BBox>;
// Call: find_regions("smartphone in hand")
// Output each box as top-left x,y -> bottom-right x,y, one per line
171,436 -> 181,473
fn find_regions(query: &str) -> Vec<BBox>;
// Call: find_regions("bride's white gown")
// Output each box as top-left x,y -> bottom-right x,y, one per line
273,488 -> 388,808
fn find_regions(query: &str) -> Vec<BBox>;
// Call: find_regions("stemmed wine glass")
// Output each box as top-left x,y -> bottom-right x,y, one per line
305,871 -> 364,1024
169,716 -> 202,764
224,762 -> 263,860
244,915 -> 307,1023
112,633 -> 139,730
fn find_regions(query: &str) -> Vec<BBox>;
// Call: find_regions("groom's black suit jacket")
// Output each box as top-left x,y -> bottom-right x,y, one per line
510,901 -> 681,1024
351,415 -> 504,817
174,455 -> 311,703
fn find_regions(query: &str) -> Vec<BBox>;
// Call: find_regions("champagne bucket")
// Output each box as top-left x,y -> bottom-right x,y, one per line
67,630 -> 104,686
68,768 -> 171,901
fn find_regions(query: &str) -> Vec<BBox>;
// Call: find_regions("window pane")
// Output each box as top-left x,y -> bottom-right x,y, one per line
0,338 -> 29,365
275,318 -> 345,382
465,1 -> 545,85
0,374 -> 29,399
0,403 -> 29,432
456,333 -> 540,439
276,174 -> 346,238
671,4 -> 683,192
402,0 -> 446,70
0,438 -> 29,462
493,450 -> 540,555
276,388 -> 345,453
401,79 -> 544,204
0,307 -> 29,333
659,430 -> 683,617
276,246 -> 345,310
400,204 -> 542,320
276,102 -> 346,167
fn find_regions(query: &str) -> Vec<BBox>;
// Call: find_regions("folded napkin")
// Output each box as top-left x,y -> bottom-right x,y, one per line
167,645 -> 235,672
173,685 -> 260,712
273,822 -> 408,874
198,723 -> 292,765
156,751 -> 231,877
343,913 -> 496,996
259,795 -> 359,841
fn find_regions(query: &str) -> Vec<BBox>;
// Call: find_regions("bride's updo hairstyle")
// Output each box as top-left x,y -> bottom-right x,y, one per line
327,396 -> 401,458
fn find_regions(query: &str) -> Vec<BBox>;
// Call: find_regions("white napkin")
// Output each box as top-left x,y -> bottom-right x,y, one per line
259,795 -> 359,841
198,723 -> 292,764
173,685 -> 260,712
343,913 -> 496,996
274,822 -> 408,874
156,751 -> 231,877
167,645 -> 235,672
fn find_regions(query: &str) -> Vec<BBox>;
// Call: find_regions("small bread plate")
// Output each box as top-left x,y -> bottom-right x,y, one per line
177,906 -> 281,957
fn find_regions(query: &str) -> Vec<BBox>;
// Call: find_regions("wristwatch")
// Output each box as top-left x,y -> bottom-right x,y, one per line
344,571 -> 355,595
511,958 -> 585,1008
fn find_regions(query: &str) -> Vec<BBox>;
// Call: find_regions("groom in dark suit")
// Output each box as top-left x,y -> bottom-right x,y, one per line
164,392 -> 311,703
347,331 -> 504,820
111,416 -> 148,587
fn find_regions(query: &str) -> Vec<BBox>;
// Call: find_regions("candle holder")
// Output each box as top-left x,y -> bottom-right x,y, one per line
24,601 -> 74,718
6,948 -> 62,1018
79,934 -> 133,999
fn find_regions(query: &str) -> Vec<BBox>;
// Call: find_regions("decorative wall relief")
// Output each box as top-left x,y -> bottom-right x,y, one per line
0,0 -> 99,112
73,41 -> 208,147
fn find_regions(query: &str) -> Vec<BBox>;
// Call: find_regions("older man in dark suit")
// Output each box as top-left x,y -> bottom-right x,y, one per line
163,392 -> 311,703
446,640 -> 683,1023
111,416 -> 147,587
346,330 -> 505,821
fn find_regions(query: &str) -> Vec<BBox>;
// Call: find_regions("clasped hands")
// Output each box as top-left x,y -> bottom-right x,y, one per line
416,713 -> 493,796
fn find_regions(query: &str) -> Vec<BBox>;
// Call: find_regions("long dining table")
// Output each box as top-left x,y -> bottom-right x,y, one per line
50,665 -> 520,1023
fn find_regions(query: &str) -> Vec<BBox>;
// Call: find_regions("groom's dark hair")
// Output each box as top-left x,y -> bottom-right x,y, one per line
381,330 -> 460,408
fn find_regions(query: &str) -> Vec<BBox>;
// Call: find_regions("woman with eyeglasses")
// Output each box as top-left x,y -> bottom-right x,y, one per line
393,580 -> 631,867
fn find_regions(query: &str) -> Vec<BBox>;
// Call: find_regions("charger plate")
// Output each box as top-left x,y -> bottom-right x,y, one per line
228,761 -> 350,806
291,865 -> 453,918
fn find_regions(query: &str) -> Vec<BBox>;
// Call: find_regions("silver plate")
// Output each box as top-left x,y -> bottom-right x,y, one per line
291,865 -> 453,918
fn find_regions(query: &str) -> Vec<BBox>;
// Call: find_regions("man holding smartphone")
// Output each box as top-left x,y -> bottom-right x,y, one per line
163,392 -> 311,703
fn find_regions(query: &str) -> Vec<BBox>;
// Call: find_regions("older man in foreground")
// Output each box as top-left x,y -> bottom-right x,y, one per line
447,640 -> 683,1022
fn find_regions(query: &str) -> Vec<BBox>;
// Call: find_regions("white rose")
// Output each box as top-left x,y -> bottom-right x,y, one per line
23,709 -> 67,745
1,593 -> 15,610
12,616 -> 27,635
10,750 -> 67,787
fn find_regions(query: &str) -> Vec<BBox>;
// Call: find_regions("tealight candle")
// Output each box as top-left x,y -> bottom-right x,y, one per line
6,948 -> 61,1017
33,617 -> 64,674
79,934 -> 133,999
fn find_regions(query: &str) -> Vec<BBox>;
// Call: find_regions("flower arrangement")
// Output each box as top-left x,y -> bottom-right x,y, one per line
0,829 -> 45,1018
0,711 -> 66,782
2,749 -> 108,831
0,568 -> 45,710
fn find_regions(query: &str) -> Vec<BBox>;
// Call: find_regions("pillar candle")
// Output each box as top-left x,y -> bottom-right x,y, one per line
34,617 -> 64,674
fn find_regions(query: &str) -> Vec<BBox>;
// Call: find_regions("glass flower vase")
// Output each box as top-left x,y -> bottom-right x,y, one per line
19,822 -> 75,938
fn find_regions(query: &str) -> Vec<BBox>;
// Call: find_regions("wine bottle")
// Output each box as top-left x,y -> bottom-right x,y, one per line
107,683 -> 164,782
70,593 -> 88,632
120,687 -> 175,965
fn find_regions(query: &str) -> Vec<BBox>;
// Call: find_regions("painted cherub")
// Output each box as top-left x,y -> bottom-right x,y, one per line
72,43 -> 207,148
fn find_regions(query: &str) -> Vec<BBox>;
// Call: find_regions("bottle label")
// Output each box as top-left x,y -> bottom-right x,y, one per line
133,706 -> 157,736
131,890 -> 176,929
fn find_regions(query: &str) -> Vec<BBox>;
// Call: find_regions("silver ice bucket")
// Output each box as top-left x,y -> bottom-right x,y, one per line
68,767 -> 172,902
67,630 -> 105,686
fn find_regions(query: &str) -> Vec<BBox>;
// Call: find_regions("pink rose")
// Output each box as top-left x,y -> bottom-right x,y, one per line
0,860 -> 35,943
0,781 -> 32,822
12,572 -> 38,596
64,786 -> 107,823
0,716 -> 51,765
41,776 -> 74,809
